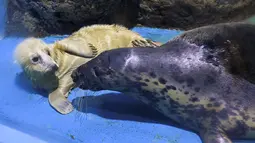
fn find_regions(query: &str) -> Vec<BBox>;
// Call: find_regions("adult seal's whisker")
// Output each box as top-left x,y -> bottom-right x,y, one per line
71,22 -> 255,143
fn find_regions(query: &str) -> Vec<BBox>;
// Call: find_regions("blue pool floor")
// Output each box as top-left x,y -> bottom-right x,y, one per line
0,28 -> 253,143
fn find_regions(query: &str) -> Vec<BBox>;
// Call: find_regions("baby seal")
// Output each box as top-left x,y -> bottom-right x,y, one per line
14,24 -> 160,115
71,22 -> 255,143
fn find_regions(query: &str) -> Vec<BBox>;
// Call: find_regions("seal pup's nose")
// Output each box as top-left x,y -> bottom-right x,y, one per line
52,64 -> 59,71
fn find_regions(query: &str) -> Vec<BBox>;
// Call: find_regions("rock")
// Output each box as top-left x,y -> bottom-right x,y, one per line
5,0 -> 255,37
138,0 -> 255,30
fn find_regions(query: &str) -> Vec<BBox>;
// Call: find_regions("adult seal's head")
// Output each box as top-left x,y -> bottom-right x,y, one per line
71,22 -> 255,143
71,47 -> 156,91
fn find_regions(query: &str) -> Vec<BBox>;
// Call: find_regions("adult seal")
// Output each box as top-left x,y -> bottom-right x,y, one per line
71,22 -> 255,143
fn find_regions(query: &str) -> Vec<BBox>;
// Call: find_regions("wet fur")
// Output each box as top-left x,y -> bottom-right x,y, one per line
71,22 -> 255,143
14,24 -> 160,114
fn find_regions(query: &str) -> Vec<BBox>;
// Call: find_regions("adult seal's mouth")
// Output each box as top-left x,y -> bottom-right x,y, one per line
71,46 -> 158,92
71,52 -> 112,90
70,22 -> 255,143
71,66 -> 98,90
71,67 -> 84,87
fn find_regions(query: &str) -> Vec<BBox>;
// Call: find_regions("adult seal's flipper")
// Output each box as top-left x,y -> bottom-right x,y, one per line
48,89 -> 74,114
201,128 -> 232,143
55,37 -> 98,58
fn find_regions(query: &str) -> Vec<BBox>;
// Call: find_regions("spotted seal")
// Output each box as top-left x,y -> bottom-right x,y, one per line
14,24 -> 160,115
71,22 -> 255,143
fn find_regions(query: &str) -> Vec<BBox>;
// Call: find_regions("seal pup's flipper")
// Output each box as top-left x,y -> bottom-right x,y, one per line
55,38 -> 98,58
48,89 -> 74,114
132,39 -> 161,47
200,128 -> 232,143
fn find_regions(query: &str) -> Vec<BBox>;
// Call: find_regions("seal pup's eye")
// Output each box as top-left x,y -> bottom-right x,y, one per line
31,56 -> 40,64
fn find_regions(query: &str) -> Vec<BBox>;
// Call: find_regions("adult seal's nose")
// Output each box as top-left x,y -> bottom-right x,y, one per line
71,69 -> 83,85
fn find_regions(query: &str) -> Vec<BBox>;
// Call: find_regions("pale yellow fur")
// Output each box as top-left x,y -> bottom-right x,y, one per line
14,24 -> 161,114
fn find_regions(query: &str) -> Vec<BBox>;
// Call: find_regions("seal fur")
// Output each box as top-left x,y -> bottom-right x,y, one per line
71,22 -> 255,143
14,24 -> 160,114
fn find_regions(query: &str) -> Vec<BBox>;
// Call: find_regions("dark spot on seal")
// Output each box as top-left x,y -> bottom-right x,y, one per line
243,115 -> 250,121
218,109 -> 229,119
153,82 -> 159,85
205,55 -> 220,66
186,77 -> 195,87
207,103 -> 213,107
194,87 -> 200,92
140,82 -> 148,86
184,91 -> 189,95
133,75 -> 142,81
190,97 -> 199,102
158,77 -> 167,84
160,88 -> 168,95
213,102 -> 221,107
204,75 -> 216,86
209,98 -> 216,102
240,112 -> 250,121
176,98 -> 179,100
166,85 -> 177,90
144,79 -> 150,82
165,95 -> 170,99
149,72 -> 156,78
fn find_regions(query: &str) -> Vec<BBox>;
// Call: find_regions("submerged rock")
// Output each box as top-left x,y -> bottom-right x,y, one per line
5,0 -> 255,37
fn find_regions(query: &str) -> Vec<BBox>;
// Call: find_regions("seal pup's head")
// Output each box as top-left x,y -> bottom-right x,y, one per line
14,37 -> 59,74
14,37 -> 59,90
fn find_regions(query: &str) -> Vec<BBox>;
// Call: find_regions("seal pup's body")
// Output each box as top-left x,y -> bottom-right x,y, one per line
71,22 -> 255,143
14,24 -> 160,114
